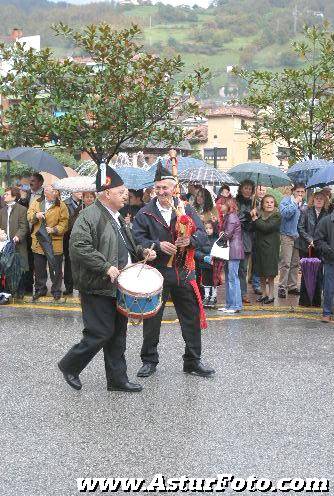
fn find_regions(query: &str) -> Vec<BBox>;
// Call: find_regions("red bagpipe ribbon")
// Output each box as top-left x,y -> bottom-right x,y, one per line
189,279 -> 208,330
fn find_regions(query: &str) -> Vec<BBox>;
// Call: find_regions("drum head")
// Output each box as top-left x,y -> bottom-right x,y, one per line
118,264 -> 163,295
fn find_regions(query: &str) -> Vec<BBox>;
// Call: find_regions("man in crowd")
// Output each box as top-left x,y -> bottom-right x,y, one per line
185,181 -> 201,205
27,185 -> 69,301
63,192 -> 82,296
278,183 -> 306,298
19,173 -> 45,294
0,186 -> 29,301
58,166 -> 156,392
132,164 -> 215,378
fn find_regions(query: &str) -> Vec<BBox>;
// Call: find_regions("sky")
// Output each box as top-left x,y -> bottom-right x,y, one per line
51,0 -> 211,7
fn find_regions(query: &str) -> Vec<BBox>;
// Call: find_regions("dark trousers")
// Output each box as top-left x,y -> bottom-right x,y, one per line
63,236 -> 73,292
299,250 -> 323,307
34,252 -> 63,297
238,253 -> 250,298
24,235 -> 34,293
59,294 -> 128,385
323,264 -> 334,317
141,268 -> 202,366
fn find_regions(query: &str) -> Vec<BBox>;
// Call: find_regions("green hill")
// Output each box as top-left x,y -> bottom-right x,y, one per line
0,0 -> 333,97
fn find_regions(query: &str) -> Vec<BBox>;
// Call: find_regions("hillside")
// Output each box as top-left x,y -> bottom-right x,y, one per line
0,0 -> 333,97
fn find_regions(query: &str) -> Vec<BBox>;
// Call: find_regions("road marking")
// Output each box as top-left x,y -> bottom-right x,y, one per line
5,303 -> 324,324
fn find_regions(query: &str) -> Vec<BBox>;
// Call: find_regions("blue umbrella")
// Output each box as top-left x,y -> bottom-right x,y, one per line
0,147 -> 68,179
152,156 -> 214,173
228,162 -> 291,188
178,167 -> 238,186
116,167 -> 153,190
287,159 -> 332,184
306,163 -> 334,189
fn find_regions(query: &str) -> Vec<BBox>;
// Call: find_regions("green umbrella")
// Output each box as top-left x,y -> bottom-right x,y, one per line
228,162 -> 292,188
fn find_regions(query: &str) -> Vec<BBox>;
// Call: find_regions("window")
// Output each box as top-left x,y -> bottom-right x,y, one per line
204,148 -> 227,161
248,145 -> 261,161
277,146 -> 290,159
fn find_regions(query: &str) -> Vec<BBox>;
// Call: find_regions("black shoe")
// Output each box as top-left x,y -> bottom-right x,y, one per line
63,290 -> 73,296
137,363 -> 156,378
0,295 -> 11,305
264,297 -> 274,304
256,295 -> 267,302
183,361 -> 215,377
278,289 -> 286,298
288,288 -> 300,295
53,294 -> 61,301
107,381 -> 143,392
32,292 -> 47,301
58,363 -> 82,390
253,287 -> 263,295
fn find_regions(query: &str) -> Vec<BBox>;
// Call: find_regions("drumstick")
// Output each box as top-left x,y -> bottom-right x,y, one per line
137,243 -> 155,278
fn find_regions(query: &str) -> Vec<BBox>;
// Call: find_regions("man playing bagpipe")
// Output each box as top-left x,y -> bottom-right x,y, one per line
132,161 -> 215,378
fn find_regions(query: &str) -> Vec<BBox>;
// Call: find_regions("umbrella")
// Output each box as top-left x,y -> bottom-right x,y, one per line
116,167 -> 154,190
0,241 -> 23,294
287,159 -> 332,184
300,256 -> 322,304
228,162 -> 292,188
152,156 -> 214,173
306,163 -> 334,189
0,147 -> 67,178
35,220 -> 56,279
53,176 -> 96,192
178,167 -> 239,186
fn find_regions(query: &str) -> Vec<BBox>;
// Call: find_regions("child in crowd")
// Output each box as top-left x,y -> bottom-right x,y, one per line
195,220 -> 218,307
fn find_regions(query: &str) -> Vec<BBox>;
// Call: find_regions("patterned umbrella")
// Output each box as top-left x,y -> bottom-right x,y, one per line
0,241 -> 23,294
116,167 -> 154,190
287,159 -> 332,184
228,162 -> 291,188
300,257 -> 322,304
178,167 -> 239,186
53,176 -> 96,192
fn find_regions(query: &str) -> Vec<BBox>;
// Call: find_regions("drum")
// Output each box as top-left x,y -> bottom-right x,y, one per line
117,263 -> 164,321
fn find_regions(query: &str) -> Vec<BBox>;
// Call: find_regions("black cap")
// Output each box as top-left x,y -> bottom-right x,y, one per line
154,160 -> 176,182
96,164 -> 124,192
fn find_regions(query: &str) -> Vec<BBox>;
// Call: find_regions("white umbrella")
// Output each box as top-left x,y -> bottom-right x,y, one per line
52,176 -> 96,192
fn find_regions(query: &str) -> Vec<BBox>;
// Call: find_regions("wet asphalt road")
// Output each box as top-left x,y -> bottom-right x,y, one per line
1,307 -> 333,495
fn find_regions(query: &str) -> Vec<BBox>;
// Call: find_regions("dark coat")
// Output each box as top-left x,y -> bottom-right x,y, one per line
0,202 -> 29,271
132,197 -> 207,272
195,233 -> 218,269
297,207 -> 328,253
222,212 -> 244,260
70,199 -> 144,296
253,211 -> 281,277
314,212 -> 334,264
236,195 -> 253,253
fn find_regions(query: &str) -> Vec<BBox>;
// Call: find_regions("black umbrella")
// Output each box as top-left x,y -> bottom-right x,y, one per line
35,220 -> 56,279
0,147 -> 67,178
0,241 -> 23,294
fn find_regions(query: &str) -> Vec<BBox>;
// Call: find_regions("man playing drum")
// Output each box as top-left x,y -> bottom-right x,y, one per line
132,163 -> 215,378
58,165 -> 156,393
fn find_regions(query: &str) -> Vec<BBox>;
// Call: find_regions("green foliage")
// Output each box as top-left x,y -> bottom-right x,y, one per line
234,25 -> 334,162
46,148 -> 80,170
0,23 -> 210,165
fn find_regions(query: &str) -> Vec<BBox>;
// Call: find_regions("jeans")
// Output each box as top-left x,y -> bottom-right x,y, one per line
252,273 -> 260,290
225,260 -> 242,311
323,264 -> 334,316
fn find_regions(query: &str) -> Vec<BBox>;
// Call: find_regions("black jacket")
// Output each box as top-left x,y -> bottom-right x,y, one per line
132,197 -> 207,270
314,212 -> 334,264
297,207 -> 328,253
195,233 -> 218,270
236,195 -> 253,253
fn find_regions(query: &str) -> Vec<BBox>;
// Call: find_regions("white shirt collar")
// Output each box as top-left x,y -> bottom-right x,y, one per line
156,199 -> 173,213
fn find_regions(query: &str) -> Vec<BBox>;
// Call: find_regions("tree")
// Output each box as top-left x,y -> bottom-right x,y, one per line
0,23 -> 209,167
234,25 -> 334,162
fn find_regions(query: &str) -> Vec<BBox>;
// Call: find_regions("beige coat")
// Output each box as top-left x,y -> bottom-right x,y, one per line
27,197 -> 69,255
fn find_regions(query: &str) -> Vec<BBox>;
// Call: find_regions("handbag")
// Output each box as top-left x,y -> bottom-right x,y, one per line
210,233 -> 229,260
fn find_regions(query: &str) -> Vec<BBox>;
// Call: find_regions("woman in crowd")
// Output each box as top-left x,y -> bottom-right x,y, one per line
251,195 -> 281,304
193,187 -> 219,228
82,191 -> 96,208
297,190 -> 329,307
217,198 -> 244,314
236,179 -> 255,304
